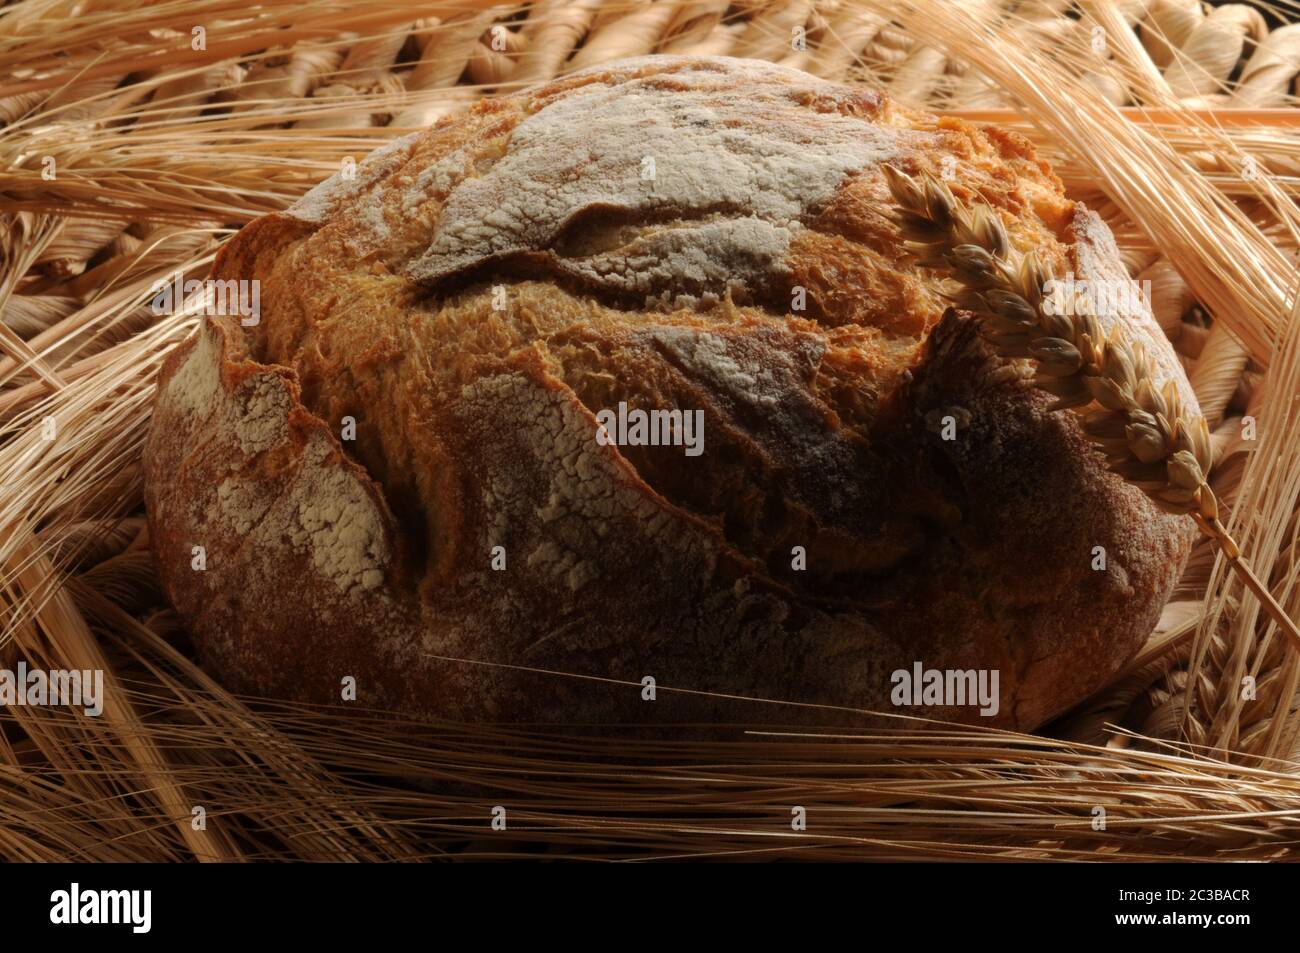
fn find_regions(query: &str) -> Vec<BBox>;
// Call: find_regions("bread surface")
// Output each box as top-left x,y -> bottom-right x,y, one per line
143,56 -> 1196,730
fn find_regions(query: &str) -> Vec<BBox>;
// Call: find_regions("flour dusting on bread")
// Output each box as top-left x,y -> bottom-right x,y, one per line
289,130 -> 422,225
288,434 -> 388,595
403,60 -> 922,307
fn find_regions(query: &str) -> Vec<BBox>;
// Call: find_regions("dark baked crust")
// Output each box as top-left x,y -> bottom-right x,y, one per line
143,56 -> 1195,730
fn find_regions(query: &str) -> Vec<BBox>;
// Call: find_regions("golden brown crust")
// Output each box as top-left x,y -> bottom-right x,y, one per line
143,56 -> 1195,730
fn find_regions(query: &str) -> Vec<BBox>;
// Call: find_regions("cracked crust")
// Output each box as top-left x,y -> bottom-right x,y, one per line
143,56 -> 1195,730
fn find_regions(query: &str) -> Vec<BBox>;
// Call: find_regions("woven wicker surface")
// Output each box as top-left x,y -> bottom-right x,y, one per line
2,0 -> 1300,861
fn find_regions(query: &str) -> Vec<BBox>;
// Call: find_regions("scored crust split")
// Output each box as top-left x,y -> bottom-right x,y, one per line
143,56 -> 1196,731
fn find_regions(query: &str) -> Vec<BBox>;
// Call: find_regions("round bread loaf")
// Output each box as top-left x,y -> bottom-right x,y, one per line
143,56 -> 1196,731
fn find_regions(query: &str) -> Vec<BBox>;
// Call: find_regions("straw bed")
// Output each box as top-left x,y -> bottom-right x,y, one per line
2,0 -> 1300,861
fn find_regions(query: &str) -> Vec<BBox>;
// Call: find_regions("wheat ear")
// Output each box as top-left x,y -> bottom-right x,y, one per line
881,164 -> 1300,653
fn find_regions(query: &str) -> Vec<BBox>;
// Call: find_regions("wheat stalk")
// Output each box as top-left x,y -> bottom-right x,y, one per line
881,163 -> 1300,654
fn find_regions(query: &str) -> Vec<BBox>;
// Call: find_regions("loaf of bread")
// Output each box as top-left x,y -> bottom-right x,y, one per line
143,56 -> 1196,731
